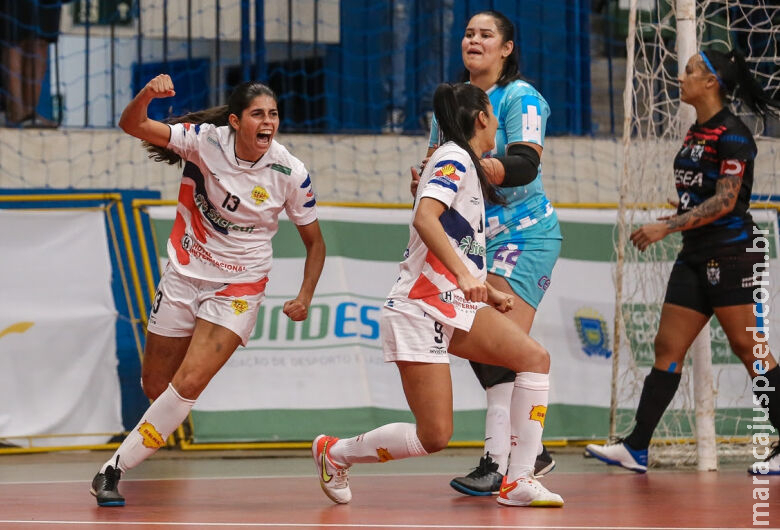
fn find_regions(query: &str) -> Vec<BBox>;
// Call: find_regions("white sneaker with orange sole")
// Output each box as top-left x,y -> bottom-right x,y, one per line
312,434 -> 352,504
497,475 -> 564,507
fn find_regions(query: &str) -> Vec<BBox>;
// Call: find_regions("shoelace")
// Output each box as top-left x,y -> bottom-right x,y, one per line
104,466 -> 120,490
466,453 -> 499,478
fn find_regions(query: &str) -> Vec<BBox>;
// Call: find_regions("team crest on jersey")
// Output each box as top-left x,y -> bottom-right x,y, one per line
529,405 -> 547,427
707,259 -> 720,285
232,299 -> 249,315
138,421 -> 165,448
574,307 -> 611,359
251,186 -> 269,205
690,144 -> 704,162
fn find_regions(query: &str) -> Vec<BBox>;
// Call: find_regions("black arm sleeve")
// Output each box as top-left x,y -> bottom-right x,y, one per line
494,143 -> 541,187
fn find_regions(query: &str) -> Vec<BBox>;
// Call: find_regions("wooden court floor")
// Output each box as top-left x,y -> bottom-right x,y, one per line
0,448 -> 776,529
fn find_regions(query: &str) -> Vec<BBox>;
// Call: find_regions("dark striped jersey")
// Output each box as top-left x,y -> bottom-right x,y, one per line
673,107 -> 757,256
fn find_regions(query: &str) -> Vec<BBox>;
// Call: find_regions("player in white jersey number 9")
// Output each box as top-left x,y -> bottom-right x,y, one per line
311,83 -> 563,508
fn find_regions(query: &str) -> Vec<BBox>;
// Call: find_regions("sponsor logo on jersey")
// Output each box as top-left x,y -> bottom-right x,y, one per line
721,159 -> 745,178
194,194 -> 256,232
707,259 -> 720,285
574,307 -> 611,359
537,275 -> 551,291
181,234 -> 193,251
430,159 -> 466,192
251,186 -> 269,205
271,163 -> 292,175
232,299 -> 249,315
529,405 -> 547,427
674,169 -> 703,188
187,240 -> 247,273
207,136 -> 221,149
138,421 -> 165,448
458,235 -> 486,259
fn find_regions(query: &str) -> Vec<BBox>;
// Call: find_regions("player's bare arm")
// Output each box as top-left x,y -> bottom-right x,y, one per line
119,74 -> 176,148
630,174 -> 741,251
283,220 -> 326,322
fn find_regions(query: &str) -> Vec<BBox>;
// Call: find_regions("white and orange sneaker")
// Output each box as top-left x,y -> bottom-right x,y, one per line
497,475 -> 564,507
312,434 -> 352,504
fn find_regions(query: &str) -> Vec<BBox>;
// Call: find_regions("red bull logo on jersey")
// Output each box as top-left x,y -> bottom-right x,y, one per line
251,186 -> 269,205
529,405 -> 547,427
138,421 -> 165,448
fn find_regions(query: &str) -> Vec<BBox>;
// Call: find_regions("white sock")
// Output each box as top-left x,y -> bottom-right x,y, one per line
330,422 -> 428,465
101,383 -> 195,473
506,372 -> 549,483
483,381 -> 513,474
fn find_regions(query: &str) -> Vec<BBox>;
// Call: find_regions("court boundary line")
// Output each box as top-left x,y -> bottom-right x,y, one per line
0,522 -> 749,529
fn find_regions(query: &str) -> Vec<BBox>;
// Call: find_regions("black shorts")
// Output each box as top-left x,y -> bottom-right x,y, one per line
664,250 -> 768,316
469,361 -> 516,389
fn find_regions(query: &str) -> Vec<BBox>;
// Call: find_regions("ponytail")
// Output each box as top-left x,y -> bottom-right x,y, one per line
702,47 -> 780,123
144,105 -> 231,165
432,83 -> 504,205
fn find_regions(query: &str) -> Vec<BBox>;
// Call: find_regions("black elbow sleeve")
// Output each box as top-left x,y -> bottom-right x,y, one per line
494,144 -> 541,187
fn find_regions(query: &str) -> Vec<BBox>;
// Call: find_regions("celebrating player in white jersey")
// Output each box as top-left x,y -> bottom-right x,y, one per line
311,83 -> 563,508
90,74 -> 326,507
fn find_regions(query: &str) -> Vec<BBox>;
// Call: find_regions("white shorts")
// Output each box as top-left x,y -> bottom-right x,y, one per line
380,298 -> 456,364
146,265 -> 267,346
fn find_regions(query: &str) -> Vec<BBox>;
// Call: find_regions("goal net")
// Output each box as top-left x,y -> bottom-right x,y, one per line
613,0 -> 780,468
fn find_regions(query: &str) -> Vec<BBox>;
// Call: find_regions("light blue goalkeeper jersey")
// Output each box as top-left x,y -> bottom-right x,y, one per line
429,80 -> 561,251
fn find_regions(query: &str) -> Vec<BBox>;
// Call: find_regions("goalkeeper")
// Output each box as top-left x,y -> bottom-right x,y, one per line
587,48 -> 780,476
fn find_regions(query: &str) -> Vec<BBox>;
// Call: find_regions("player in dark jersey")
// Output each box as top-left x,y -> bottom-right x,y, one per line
586,48 -> 780,475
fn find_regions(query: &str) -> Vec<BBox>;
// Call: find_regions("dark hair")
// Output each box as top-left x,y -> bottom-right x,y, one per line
460,10 -> 523,87
145,82 -> 278,165
701,47 -> 780,122
433,83 -> 503,205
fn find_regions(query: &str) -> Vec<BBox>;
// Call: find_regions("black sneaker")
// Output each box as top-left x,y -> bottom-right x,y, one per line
534,445 -> 556,477
90,464 -> 125,507
449,453 -> 503,496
